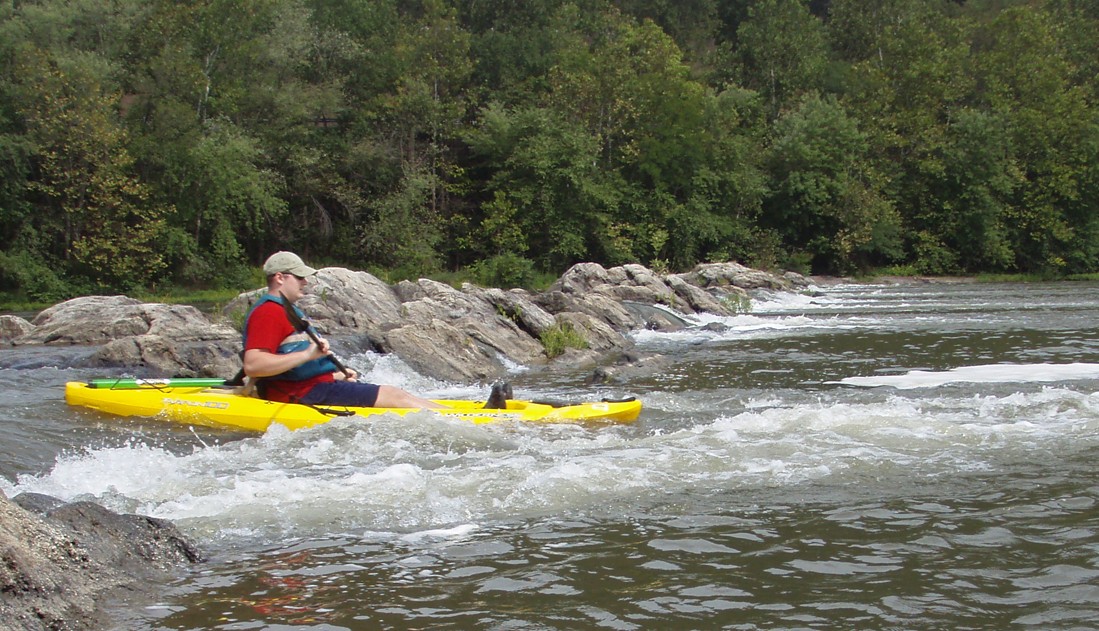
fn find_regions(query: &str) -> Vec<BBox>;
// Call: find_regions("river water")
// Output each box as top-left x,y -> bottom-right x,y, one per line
3,280 -> 1099,629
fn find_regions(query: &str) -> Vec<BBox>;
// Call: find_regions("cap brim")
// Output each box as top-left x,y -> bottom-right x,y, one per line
290,264 -> 318,276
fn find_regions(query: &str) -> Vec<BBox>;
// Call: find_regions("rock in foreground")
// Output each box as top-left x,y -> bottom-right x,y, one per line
0,491 -> 202,631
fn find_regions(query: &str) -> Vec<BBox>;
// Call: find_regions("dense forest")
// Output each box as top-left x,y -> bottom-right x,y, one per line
1,0 -> 1098,299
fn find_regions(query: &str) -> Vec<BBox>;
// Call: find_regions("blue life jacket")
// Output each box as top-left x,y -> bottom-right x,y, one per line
243,294 -> 338,381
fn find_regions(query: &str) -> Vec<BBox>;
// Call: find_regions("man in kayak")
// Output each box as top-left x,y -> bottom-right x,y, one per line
242,251 -> 446,409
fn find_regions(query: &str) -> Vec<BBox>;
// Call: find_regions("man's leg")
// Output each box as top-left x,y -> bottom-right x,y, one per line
373,384 -> 446,409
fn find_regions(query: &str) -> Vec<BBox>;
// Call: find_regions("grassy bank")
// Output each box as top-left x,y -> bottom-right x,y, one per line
0,288 -> 245,317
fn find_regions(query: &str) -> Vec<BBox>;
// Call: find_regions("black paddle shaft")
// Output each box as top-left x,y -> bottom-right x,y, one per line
278,292 -> 352,378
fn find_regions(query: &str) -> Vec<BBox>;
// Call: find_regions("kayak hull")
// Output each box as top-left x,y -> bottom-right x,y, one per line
64,382 -> 642,432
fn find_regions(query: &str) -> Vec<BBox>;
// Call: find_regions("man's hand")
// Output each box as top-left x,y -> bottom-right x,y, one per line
308,338 -> 355,379
333,367 -> 359,382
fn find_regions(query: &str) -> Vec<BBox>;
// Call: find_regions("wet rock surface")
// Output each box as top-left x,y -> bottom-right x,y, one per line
0,491 -> 202,631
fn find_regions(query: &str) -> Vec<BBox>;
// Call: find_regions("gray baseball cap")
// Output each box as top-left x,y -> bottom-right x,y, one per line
262,251 -> 318,276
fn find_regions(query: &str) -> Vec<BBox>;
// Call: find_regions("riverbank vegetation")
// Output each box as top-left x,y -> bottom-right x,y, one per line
1,0 -> 1097,304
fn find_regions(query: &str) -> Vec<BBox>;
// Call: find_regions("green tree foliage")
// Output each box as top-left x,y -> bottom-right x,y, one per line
366,0 -> 473,275
763,94 -> 900,274
730,0 -> 829,118
930,109 -> 1019,272
23,63 -> 168,291
541,7 -> 768,269
546,9 -> 708,265
830,0 -> 1006,274
465,103 -> 612,270
2,0 -> 1099,300
612,0 -> 722,70
970,5 -> 1098,273
173,122 -> 289,285
123,0 -> 341,282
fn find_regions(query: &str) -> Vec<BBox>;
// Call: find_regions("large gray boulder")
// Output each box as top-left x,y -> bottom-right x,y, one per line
381,279 -> 546,381
535,289 -> 640,331
539,262 -> 707,329
12,296 -> 241,378
89,334 -> 240,378
480,287 -> 557,339
298,267 -> 404,335
20,296 -> 237,346
383,318 -> 507,383
608,264 -> 687,309
664,275 -> 736,316
553,311 -> 628,352
675,261 -> 809,291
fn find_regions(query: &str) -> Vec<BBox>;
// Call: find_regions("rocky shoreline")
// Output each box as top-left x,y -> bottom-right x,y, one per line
0,261 -> 811,630
1,261 -> 811,382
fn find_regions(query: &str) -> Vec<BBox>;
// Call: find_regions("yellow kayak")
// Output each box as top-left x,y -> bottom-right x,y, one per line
64,381 -> 642,432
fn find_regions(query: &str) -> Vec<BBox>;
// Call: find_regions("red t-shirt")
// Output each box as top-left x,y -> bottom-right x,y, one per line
244,300 -> 334,402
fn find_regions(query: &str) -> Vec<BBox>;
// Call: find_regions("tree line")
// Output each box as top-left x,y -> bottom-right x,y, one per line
1,0 -> 1097,300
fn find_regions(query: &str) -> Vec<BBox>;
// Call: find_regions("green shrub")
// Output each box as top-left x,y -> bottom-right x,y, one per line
720,293 -> 752,314
471,253 -> 537,289
0,250 -> 74,303
540,321 -> 589,358
912,232 -> 960,275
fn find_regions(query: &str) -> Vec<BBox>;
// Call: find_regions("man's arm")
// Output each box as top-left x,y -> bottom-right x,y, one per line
243,339 -> 329,379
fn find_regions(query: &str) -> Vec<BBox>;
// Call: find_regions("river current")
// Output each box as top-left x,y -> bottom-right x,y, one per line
3,280 -> 1099,629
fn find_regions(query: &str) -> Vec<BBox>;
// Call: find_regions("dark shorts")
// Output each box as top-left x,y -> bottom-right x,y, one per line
299,381 -> 381,407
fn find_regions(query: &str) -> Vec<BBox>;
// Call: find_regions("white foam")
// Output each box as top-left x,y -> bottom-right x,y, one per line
631,313 -> 844,346
8,378 -> 1099,548
349,352 -> 454,394
751,289 -> 844,312
400,523 -> 480,543
834,363 -> 1099,389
